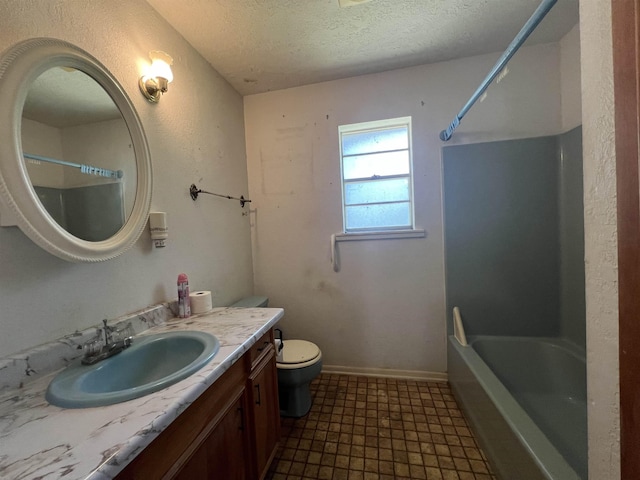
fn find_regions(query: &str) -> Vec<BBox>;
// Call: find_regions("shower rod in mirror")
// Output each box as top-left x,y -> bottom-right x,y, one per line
189,183 -> 251,208
24,153 -> 123,179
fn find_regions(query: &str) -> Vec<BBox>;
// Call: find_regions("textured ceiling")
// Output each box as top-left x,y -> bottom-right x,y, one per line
146,0 -> 579,96
23,68 -> 120,128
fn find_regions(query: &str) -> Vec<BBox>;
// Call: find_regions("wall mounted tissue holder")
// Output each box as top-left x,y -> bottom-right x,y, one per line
189,184 -> 251,208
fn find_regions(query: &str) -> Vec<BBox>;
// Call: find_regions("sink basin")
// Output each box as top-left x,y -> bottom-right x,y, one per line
46,331 -> 220,408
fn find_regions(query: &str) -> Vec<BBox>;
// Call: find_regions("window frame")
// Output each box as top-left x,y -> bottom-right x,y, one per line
338,116 -> 417,235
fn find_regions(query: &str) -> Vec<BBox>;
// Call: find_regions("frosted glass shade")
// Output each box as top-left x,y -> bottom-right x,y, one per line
149,51 -> 173,83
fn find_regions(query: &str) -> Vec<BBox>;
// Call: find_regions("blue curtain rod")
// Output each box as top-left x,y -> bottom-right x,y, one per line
24,153 -> 123,179
439,0 -> 557,142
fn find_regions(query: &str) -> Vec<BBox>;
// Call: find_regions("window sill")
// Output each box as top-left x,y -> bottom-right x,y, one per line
334,229 -> 426,242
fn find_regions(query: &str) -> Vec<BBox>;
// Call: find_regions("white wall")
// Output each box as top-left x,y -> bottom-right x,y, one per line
22,118 -> 65,188
244,40 -> 573,375
0,0 -> 253,357
580,0 -> 620,478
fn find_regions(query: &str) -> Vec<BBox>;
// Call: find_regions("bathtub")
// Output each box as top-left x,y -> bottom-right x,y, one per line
448,335 -> 586,480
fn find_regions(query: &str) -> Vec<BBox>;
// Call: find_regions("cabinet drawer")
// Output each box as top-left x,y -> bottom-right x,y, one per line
249,330 -> 274,370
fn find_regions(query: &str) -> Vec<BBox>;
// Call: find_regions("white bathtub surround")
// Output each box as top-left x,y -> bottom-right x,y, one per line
0,306 -> 284,480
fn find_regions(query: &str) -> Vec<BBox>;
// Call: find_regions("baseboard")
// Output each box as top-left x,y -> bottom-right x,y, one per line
321,364 -> 448,383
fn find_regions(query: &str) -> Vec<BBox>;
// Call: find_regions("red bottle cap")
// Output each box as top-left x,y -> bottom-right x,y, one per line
178,273 -> 188,284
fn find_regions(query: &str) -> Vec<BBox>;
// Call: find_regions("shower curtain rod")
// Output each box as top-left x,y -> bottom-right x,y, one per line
23,153 -> 123,180
439,0 -> 557,142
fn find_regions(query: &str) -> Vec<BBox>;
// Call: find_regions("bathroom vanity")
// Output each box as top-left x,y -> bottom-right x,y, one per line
116,329 -> 281,479
0,305 -> 283,480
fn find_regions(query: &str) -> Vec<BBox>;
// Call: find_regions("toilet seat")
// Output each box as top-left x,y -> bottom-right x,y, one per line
277,340 -> 321,370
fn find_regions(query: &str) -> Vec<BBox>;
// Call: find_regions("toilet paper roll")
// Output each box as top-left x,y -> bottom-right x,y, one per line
275,339 -> 284,363
190,290 -> 213,314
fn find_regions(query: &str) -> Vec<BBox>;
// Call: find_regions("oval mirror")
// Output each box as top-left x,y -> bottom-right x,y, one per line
0,38 -> 152,262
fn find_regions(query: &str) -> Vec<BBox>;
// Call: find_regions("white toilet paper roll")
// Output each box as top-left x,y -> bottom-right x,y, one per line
275,339 -> 284,363
190,290 -> 212,314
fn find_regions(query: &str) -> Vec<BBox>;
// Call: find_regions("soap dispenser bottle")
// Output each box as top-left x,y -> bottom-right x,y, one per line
177,273 -> 191,318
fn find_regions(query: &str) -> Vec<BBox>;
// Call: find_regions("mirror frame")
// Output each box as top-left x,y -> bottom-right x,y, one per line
0,38 -> 152,262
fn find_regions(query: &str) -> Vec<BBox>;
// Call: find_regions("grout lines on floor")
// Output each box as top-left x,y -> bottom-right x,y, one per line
265,373 -> 496,480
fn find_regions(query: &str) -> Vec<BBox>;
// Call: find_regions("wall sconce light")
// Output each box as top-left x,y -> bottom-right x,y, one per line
139,51 -> 173,103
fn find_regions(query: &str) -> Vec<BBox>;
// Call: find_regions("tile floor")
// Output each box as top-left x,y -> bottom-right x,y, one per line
265,373 -> 496,480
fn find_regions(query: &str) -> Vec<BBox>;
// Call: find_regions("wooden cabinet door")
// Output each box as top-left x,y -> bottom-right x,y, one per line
173,391 -> 249,480
205,392 -> 249,479
249,348 -> 280,480
171,446 -> 208,480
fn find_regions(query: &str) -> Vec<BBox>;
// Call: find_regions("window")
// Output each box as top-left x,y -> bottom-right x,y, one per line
339,117 -> 415,233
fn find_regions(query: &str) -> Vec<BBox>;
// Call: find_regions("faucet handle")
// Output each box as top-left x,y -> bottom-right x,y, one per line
82,338 -> 102,357
105,324 -> 133,355
111,322 -> 134,342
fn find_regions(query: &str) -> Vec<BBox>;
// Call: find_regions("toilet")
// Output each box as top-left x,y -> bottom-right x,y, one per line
230,296 -> 323,417
276,339 -> 323,417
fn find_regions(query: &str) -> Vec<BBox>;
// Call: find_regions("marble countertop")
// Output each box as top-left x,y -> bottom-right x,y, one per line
0,306 -> 284,480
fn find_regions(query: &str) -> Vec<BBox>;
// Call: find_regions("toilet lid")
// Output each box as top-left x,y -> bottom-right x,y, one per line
279,340 -> 320,365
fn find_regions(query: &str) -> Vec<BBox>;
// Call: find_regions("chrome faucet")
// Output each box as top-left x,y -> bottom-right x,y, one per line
81,320 -> 133,365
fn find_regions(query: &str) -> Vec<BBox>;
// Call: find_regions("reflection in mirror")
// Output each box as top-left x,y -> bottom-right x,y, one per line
21,67 -> 137,241
0,38 -> 152,262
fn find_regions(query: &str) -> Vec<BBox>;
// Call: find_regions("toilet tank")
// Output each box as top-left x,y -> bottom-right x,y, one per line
230,296 -> 269,308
